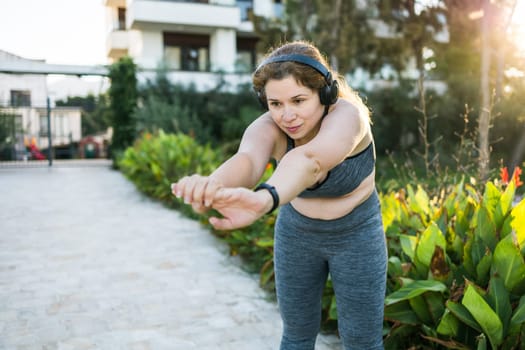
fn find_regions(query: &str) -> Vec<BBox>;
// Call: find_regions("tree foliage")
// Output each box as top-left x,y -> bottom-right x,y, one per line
134,67 -> 261,155
252,0 -> 375,73
56,94 -> 111,136
108,56 -> 138,154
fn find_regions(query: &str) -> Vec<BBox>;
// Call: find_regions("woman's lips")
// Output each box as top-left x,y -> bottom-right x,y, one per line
286,125 -> 301,133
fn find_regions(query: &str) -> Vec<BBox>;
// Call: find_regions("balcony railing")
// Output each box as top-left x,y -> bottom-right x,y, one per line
128,0 -> 240,30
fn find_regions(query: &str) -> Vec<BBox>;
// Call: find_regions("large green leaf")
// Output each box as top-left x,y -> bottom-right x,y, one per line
388,256 -> 403,277
475,251 -> 492,286
385,279 -> 447,305
492,236 -> 525,294
425,291 -> 446,325
465,234 -> 488,279
462,284 -> 503,349
456,198 -> 477,238
510,295 -> 525,327
443,180 -> 463,215
447,300 -> 482,333
399,234 -> 418,260
407,184 -> 431,217
462,236 -> 477,279
511,199 -> 525,249
482,182 -> 501,217
476,206 -> 497,252
416,222 -> 447,267
381,193 -> 399,230
409,294 -> 433,325
495,181 -> 515,229
487,275 -> 512,335
384,300 -> 420,324
437,309 -> 460,336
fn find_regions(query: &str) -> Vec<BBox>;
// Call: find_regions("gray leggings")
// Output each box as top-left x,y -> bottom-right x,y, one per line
274,191 -> 387,350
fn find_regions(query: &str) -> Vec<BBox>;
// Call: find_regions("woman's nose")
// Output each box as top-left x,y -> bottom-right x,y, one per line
282,105 -> 296,121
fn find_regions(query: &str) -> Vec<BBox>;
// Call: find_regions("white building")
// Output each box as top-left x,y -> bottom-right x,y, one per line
104,0 -> 283,89
0,50 -> 83,160
104,0 -> 447,94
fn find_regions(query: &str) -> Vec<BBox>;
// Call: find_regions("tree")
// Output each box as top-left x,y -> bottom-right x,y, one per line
251,0 -> 374,74
108,56 -> 138,156
442,0 -> 520,180
56,94 -> 111,136
374,0 -> 446,175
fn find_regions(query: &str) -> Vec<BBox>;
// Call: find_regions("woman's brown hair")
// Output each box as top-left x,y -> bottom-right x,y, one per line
252,40 -> 370,120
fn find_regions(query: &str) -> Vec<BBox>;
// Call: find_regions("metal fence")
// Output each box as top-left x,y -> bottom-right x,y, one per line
0,98 -> 108,168
1,98 -> 55,166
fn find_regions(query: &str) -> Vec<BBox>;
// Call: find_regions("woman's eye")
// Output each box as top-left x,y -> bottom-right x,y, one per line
270,101 -> 281,108
293,99 -> 304,104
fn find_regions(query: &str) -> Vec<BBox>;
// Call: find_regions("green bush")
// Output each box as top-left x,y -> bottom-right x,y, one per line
119,130 -> 223,212
382,177 -> 525,349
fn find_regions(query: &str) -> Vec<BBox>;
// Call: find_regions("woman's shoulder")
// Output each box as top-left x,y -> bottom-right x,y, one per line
247,112 -> 280,134
325,98 -> 369,129
331,98 -> 361,116
244,113 -> 288,159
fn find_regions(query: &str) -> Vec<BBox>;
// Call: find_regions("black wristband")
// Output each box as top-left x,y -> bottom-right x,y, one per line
254,182 -> 280,215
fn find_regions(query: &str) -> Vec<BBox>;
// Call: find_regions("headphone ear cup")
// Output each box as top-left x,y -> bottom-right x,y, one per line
319,80 -> 339,106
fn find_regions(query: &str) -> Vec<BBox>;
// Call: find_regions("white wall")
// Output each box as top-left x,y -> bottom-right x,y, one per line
129,30 -> 163,70
210,29 -> 237,73
253,0 -> 274,17
0,73 -> 48,108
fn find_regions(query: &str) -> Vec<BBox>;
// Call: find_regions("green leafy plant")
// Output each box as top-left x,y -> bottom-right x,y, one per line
119,130 -> 222,212
382,169 -> 525,349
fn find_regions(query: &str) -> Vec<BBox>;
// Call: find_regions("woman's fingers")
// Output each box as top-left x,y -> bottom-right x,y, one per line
208,216 -> 232,230
171,175 -> 225,214
203,178 -> 222,207
191,201 -> 209,214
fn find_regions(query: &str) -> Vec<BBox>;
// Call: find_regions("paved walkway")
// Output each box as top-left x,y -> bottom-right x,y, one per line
0,162 -> 342,350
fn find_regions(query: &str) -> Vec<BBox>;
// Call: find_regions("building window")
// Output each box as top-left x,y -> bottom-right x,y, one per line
54,114 -> 69,138
39,114 -> 48,137
163,33 -> 210,72
10,90 -> 31,107
118,7 -> 126,30
236,37 -> 258,72
237,0 -> 253,21
274,0 -> 284,18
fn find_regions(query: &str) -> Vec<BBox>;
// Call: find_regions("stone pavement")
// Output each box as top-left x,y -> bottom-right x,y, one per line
0,162 -> 342,350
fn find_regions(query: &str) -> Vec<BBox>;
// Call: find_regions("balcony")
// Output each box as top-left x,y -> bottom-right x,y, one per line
127,0 -> 241,31
106,30 -> 130,61
104,0 -> 126,6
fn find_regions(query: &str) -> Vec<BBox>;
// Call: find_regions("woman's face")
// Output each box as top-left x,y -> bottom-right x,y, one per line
265,76 -> 325,146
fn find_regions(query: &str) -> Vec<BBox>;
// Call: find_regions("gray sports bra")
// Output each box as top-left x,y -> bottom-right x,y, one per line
284,136 -> 375,198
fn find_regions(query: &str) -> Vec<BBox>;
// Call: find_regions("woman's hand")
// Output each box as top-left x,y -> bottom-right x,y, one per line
208,187 -> 273,230
171,175 -> 223,214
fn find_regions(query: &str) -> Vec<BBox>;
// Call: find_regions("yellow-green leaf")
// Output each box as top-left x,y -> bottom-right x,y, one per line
511,199 -> 525,249
416,222 -> 446,267
385,280 -> 447,305
492,236 -> 525,294
400,234 -> 418,260
462,284 -> 503,348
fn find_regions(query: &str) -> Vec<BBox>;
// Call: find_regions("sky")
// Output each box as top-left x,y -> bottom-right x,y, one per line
0,0 -> 107,66
0,0 -> 523,70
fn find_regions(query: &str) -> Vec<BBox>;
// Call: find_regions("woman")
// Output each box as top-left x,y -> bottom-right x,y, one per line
171,40 -> 387,350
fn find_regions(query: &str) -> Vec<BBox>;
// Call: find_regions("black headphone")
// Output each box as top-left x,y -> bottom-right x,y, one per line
254,54 -> 339,110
